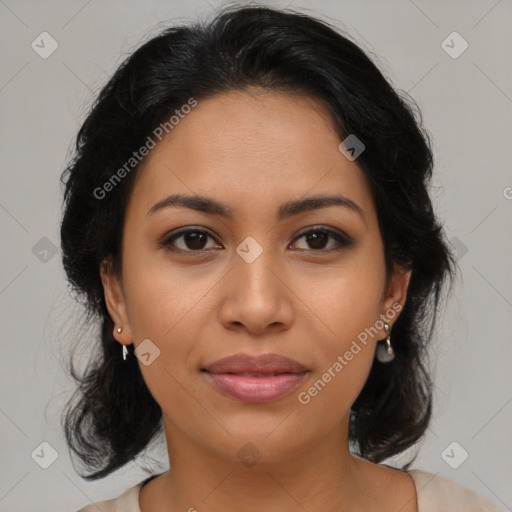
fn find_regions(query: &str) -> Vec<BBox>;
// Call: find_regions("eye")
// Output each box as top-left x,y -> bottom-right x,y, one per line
160,228 -> 221,253
159,225 -> 353,255
290,226 -> 353,252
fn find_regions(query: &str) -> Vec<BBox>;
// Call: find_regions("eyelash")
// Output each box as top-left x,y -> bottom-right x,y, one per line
159,226 -> 353,255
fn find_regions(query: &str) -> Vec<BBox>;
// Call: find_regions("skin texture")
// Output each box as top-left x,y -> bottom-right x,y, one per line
101,88 -> 417,512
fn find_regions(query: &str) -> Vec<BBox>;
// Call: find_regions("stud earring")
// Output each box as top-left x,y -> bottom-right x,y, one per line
376,323 -> 395,363
117,327 -> 122,333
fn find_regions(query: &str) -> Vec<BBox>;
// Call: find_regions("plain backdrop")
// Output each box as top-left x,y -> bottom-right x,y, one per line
0,0 -> 511,510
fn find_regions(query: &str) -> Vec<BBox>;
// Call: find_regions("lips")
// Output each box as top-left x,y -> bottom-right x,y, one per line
203,352 -> 307,375
202,353 -> 308,403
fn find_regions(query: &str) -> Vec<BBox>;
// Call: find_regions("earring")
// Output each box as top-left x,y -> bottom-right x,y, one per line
114,326 -> 128,360
376,323 -> 395,363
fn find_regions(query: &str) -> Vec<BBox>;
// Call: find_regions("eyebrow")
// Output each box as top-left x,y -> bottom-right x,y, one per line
147,193 -> 366,224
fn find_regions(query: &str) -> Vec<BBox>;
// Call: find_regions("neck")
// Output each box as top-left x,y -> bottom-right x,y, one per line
139,416 -> 398,512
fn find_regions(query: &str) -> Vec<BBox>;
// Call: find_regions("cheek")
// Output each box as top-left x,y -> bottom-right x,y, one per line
290,245 -> 386,405
122,247 -> 218,340
292,274 -> 383,432
120,251 -> 219,404
294,249 -> 386,353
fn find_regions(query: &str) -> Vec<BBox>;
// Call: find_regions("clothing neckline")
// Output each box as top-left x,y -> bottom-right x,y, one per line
135,470 -> 422,511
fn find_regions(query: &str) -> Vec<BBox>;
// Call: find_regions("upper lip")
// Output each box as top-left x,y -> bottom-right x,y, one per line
203,353 -> 307,374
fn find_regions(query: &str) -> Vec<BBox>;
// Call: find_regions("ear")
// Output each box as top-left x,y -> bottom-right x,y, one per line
379,265 -> 412,331
100,257 -> 133,345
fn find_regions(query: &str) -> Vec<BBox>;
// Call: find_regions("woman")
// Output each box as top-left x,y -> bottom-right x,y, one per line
60,5 -> 501,511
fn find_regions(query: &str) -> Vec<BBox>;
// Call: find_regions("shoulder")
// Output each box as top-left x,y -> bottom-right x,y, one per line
75,480 -> 145,512
407,469 -> 503,512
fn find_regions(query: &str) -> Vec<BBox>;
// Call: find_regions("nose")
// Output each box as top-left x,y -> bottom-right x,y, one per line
217,243 -> 294,336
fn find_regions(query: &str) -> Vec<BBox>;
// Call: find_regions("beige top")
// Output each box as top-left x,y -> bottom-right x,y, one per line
76,469 -> 502,511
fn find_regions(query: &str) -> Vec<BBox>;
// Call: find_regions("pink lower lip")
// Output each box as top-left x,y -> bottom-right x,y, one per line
204,372 -> 307,403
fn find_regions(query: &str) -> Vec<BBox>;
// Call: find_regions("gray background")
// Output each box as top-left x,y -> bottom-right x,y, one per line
0,0 -> 511,510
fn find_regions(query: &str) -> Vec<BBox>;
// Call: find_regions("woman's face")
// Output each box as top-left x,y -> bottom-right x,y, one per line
101,88 -> 410,464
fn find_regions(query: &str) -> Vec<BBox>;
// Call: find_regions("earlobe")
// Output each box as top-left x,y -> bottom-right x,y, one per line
100,258 -> 133,342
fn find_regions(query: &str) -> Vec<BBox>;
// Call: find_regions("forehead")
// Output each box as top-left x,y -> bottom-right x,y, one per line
127,88 -> 375,224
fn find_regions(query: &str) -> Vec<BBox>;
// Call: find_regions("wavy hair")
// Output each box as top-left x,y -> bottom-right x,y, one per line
60,4 -> 456,479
